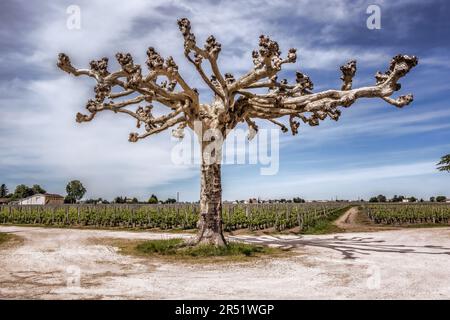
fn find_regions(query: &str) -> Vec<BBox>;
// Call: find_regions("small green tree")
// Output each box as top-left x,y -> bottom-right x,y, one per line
66,180 -> 86,204
377,194 -> 387,203
391,195 -> 405,202
369,196 -> 379,203
148,194 -> 158,204
430,196 -> 435,202
293,197 -> 305,203
114,196 -> 125,203
436,196 -> 447,203
0,184 -> 8,197
437,154 -> 450,172
131,197 -> 139,204
13,184 -> 34,200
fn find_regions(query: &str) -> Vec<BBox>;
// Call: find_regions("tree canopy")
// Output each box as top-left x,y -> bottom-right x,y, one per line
65,180 -> 86,203
148,194 -> 158,204
437,154 -> 450,172
0,184 -> 8,197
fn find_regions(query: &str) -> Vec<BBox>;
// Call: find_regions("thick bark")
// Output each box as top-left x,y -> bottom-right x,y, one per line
193,161 -> 227,246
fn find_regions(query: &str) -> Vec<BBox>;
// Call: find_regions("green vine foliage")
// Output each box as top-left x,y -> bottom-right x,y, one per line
364,203 -> 450,225
0,203 -> 346,231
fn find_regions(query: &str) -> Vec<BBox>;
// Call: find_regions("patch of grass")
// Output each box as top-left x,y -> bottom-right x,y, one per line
180,242 -> 269,257
136,238 -> 184,254
94,238 -> 289,263
300,206 -> 350,235
135,238 -> 274,258
0,232 -> 9,245
0,232 -> 22,248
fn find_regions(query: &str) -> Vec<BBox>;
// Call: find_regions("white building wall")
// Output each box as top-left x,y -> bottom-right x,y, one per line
19,195 -> 46,205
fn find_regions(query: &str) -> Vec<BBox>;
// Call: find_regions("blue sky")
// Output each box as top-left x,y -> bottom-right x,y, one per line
0,0 -> 449,201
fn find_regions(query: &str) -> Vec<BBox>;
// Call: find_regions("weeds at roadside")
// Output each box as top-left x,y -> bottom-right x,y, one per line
0,232 -> 23,249
95,237 -> 290,264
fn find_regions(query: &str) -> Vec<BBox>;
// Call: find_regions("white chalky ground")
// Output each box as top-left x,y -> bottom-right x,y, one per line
0,225 -> 449,299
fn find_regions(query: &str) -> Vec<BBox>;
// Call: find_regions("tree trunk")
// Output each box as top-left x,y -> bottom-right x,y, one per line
192,161 -> 227,246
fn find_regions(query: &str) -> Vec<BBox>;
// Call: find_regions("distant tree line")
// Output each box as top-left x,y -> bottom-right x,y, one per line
368,194 -> 447,203
109,194 -> 177,204
0,180 -> 87,204
235,197 -> 306,204
430,196 -> 447,203
1,180 -> 180,205
0,183 -> 47,200
82,194 -> 177,205
3,153 -> 448,205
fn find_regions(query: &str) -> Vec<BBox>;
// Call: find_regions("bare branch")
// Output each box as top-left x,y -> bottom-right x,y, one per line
268,119 -> 288,133
144,47 -> 199,103
108,89 -> 135,99
382,94 -> 414,108
58,20 -> 417,144
57,52 -> 190,106
340,60 -> 357,91
185,53 -> 224,98
177,18 -> 227,97
244,117 -> 258,140
129,116 -> 186,142
243,55 -> 417,130
229,35 -> 297,92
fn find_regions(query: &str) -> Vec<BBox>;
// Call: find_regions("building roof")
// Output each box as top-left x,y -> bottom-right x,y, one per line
43,193 -> 64,198
19,193 -> 64,201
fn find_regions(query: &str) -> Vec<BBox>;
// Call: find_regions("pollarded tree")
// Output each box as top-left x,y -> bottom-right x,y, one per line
57,18 -> 417,246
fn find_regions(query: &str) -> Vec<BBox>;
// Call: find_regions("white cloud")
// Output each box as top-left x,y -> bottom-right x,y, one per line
0,76 -> 197,199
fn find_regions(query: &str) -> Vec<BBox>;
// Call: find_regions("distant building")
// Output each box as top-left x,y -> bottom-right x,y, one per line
18,193 -> 64,205
0,198 -> 11,205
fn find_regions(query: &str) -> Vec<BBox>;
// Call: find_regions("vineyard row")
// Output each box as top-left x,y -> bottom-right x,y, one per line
0,203 -> 348,232
363,204 -> 450,225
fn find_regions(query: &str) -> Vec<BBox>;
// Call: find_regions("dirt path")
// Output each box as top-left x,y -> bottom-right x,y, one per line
1,225 -> 450,299
333,207 -> 398,232
334,207 -> 360,227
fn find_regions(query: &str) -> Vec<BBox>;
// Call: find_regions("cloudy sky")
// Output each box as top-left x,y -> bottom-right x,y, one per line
1,0 -> 449,201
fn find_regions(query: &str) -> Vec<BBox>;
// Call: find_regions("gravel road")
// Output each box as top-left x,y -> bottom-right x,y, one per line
1,225 -> 449,299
